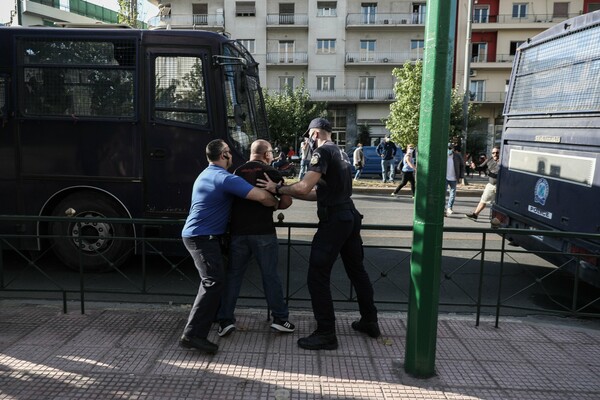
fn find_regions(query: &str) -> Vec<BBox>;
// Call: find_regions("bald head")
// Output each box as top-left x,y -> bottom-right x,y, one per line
250,139 -> 274,163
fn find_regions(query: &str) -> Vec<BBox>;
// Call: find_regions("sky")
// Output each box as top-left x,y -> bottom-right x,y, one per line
0,0 -> 159,24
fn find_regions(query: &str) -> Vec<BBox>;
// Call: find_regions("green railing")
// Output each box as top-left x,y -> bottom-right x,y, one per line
1,215 -> 598,326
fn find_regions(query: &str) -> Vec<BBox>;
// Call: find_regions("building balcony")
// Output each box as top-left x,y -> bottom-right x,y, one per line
473,13 -> 579,29
266,88 -> 395,102
345,51 -> 423,65
266,52 -> 308,65
346,13 -> 425,27
469,91 -> 506,104
266,13 -> 309,28
147,14 -> 225,30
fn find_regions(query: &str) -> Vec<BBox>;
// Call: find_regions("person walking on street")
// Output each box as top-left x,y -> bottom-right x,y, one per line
353,143 -> 365,181
180,139 -> 278,354
445,145 -> 465,216
391,144 -> 417,198
258,118 -> 380,351
217,139 -> 295,337
376,136 -> 398,183
466,146 -> 500,220
298,137 -> 311,180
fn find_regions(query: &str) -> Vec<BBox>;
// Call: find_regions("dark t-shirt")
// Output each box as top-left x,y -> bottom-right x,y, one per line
230,161 -> 283,236
307,141 -> 353,207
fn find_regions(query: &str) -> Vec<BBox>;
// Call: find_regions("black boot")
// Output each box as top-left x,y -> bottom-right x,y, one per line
180,335 -> 218,354
351,320 -> 381,338
298,330 -> 338,350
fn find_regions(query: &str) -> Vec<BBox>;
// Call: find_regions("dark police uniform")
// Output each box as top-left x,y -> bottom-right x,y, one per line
307,141 -> 378,333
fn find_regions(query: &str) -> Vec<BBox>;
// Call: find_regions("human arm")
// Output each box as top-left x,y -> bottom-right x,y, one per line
257,171 -> 320,201
245,187 -> 278,208
277,194 -> 293,209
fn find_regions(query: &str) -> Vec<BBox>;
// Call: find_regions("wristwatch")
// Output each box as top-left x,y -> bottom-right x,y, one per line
275,182 -> 283,195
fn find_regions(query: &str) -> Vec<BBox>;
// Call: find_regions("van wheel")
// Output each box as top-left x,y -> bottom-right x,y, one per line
49,193 -> 133,272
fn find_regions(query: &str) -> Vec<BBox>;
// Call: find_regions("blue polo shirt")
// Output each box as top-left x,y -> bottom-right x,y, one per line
182,164 -> 254,237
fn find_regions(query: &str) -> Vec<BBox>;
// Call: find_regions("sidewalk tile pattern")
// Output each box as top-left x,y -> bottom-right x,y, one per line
1,301 -> 599,399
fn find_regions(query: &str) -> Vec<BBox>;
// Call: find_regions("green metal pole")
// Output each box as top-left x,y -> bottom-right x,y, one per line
404,0 -> 457,378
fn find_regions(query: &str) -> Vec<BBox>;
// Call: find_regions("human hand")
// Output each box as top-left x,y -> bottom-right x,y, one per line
256,173 -> 277,193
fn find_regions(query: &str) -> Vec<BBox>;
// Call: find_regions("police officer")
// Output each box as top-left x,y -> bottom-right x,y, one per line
258,118 -> 380,350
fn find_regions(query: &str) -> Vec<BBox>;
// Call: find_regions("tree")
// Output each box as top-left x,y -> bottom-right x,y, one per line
118,0 -> 139,28
385,61 -> 481,148
263,81 -> 327,148
357,124 -> 371,146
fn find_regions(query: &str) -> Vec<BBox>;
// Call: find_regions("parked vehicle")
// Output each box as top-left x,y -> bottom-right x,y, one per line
347,146 -> 405,177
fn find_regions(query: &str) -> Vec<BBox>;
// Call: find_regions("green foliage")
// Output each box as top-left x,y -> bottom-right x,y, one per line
385,61 -> 482,148
118,0 -> 139,28
264,80 -> 327,146
357,124 -> 371,146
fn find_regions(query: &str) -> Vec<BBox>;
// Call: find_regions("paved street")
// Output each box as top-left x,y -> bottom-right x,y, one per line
1,301 -> 599,399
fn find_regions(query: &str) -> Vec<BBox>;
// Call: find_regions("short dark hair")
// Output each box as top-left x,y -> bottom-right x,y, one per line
206,139 -> 227,162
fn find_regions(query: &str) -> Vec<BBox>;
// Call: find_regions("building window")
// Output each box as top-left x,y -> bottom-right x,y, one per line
192,3 -> 208,25
471,43 -> 487,62
589,3 -> 600,12
279,41 -> 295,63
279,3 -> 295,24
360,40 -> 376,61
236,2 -> 256,17
238,39 -> 255,54
410,39 -> 424,60
279,76 -> 294,91
509,41 -> 525,55
473,6 -> 489,23
553,2 -> 569,18
317,2 -> 337,17
317,39 -> 336,54
317,76 -> 335,91
359,76 -> 375,99
412,3 -> 427,24
361,3 -> 377,24
512,3 -> 527,18
469,80 -> 485,102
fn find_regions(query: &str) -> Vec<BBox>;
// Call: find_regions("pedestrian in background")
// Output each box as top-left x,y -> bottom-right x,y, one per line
391,144 -> 417,198
217,139 -> 295,338
353,143 -> 365,181
445,144 -> 465,216
298,137 -> 311,180
258,118 -> 380,351
376,136 -> 398,183
466,146 -> 500,220
180,139 -> 277,354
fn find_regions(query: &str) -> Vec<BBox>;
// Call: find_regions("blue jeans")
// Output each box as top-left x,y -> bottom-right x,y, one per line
298,159 -> 310,180
354,167 -> 362,180
182,236 -> 225,339
446,179 -> 457,209
218,234 -> 288,321
381,159 -> 395,182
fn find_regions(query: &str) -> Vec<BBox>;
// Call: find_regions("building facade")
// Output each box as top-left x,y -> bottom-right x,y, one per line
5,0 -> 121,27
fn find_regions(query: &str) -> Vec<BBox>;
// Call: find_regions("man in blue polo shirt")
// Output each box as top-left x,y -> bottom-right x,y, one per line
180,139 -> 277,354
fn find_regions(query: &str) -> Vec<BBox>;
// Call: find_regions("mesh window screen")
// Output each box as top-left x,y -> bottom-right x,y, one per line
153,56 -> 208,126
507,25 -> 600,115
20,39 -> 136,118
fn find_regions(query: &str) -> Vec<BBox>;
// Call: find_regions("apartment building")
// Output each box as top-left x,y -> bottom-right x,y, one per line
7,0 -> 599,150
456,0 -> 597,149
4,0 -> 121,27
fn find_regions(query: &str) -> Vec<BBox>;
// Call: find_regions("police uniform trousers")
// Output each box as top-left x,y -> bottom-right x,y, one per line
309,206 -> 377,332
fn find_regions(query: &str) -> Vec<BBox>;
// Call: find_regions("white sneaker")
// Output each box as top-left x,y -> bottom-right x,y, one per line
391,192 -> 396,196
446,208 -> 453,216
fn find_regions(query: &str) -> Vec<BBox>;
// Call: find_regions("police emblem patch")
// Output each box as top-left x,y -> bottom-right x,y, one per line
534,178 -> 549,206
310,153 -> 320,166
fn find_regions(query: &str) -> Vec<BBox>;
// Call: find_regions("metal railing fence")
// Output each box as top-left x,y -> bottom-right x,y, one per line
1,215 -> 598,326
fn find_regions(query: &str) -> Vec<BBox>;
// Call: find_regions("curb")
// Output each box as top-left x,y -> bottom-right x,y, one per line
352,186 -> 484,197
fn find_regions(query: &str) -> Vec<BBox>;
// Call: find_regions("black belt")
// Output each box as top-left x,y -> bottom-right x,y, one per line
317,202 -> 354,221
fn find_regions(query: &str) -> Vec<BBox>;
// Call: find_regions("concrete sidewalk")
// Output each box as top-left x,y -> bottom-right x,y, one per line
352,175 -> 487,197
1,301 -> 599,399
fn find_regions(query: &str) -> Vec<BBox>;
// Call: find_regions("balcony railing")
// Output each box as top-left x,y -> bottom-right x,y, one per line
346,51 -> 423,64
266,52 -> 308,65
471,53 -> 515,64
305,88 -> 395,101
266,13 -> 309,26
469,91 -> 506,103
147,14 -> 225,29
474,13 -> 580,24
346,13 -> 425,26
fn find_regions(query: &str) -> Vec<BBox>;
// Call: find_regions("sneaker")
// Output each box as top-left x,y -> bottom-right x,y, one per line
391,192 -> 396,196
446,208 -> 453,216
466,213 -> 478,220
217,320 -> 236,337
298,330 -> 338,350
351,320 -> 381,338
271,318 -> 295,333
